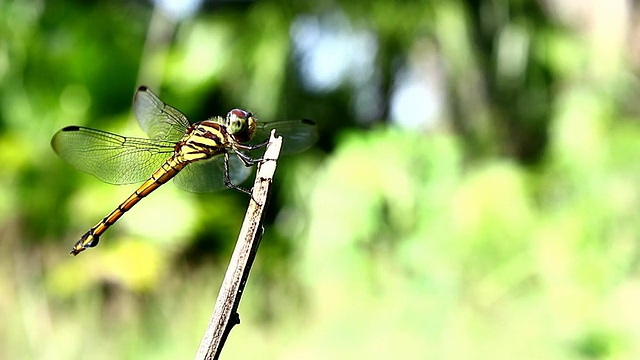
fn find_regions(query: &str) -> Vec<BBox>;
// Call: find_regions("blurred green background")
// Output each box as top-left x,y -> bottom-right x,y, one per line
2,0 -> 640,359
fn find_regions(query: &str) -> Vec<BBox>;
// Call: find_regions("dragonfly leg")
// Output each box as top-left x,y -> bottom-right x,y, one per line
224,152 -> 251,194
224,153 -> 262,205
234,149 -> 262,167
235,138 -> 269,151
232,138 -> 269,166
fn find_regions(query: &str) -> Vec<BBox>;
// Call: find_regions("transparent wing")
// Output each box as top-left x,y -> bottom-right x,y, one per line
173,153 -> 253,193
51,126 -> 175,185
250,119 -> 317,155
133,86 -> 191,142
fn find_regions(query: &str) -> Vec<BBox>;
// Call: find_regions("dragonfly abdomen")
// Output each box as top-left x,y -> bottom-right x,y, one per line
70,156 -> 186,255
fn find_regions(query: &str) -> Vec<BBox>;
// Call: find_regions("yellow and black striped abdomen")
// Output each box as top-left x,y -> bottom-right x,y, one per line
70,156 -> 187,255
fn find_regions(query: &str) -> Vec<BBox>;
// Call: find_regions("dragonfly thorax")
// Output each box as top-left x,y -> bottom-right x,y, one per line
176,121 -> 232,163
225,108 -> 256,143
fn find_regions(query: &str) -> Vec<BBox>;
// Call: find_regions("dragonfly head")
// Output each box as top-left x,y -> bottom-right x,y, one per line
226,108 -> 257,143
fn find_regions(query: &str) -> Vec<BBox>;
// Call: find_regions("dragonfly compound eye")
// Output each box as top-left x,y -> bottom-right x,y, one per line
226,109 -> 256,142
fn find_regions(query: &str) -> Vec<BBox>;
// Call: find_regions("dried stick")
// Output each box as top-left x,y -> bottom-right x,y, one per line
195,130 -> 282,360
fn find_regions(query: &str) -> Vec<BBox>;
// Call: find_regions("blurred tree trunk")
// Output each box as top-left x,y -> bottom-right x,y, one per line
463,0 -> 556,164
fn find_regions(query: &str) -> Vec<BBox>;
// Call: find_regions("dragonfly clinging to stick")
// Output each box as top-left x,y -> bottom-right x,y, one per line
51,86 -> 316,255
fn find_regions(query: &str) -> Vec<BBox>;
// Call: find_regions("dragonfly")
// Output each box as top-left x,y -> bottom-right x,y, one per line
52,86 -> 316,256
